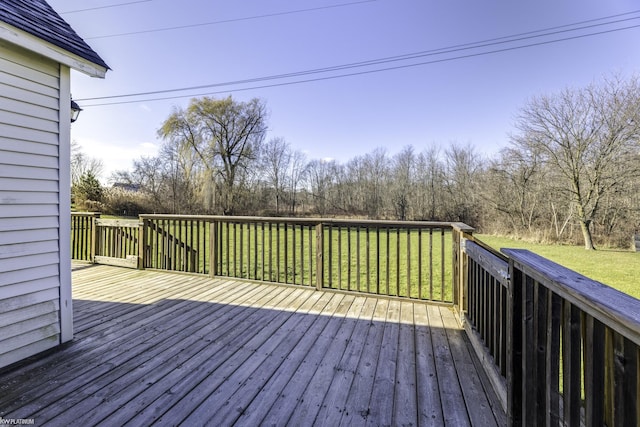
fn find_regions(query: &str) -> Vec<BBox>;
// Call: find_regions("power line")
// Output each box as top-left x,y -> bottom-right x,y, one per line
85,0 -> 377,40
82,22 -> 640,107
78,12 -> 640,105
79,13 -> 640,101
59,0 -> 153,14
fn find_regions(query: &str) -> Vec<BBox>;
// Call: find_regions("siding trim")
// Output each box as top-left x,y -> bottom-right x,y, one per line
59,64 -> 72,343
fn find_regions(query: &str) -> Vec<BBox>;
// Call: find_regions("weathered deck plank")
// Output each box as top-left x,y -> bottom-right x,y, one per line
394,301 -> 419,426
209,292 -> 334,426
285,294 -> 363,426
428,303 -> 473,426
313,297 -> 378,425
441,304 -> 506,425
0,264 -> 506,426
66,287 -> 287,426
414,303 -> 444,426
338,298 -> 389,427
367,299 -> 400,426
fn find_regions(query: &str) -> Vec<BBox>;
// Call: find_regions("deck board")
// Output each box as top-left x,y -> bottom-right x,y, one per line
338,299 -> 388,427
315,297 -> 377,426
394,301 -> 419,426
0,264 -> 506,426
414,303 -> 444,426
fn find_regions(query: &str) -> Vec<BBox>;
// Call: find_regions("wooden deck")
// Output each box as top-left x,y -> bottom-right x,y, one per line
0,264 -> 505,426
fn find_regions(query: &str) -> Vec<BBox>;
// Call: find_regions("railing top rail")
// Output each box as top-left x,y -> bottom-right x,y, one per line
317,218 -> 457,228
95,218 -> 139,227
464,240 -> 509,285
451,222 -> 475,233
504,248 -> 640,346
138,214 -> 467,229
466,236 -> 508,262
71,212 -> 101,217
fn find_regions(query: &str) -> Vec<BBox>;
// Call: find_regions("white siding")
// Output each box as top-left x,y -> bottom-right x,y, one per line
0,41 -> 63,369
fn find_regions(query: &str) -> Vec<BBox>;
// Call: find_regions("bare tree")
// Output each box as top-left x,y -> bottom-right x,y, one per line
511,75 -> 640,249
414,147 -> 445,220
158,140 -> 201,213
287,149 -> 308,214
390,146 -> 415,220
128,156 -> 166,212
261,137 -> 291,214
343,156 -> 367,216
483,147 -> 542,233
307,159 -> 339,215
444,143 -> 481,224
71,141 -> 104,185
362,148 -> 388,218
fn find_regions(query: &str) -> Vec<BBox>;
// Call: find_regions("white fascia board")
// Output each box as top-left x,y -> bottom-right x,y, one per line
0,21 -> 107,78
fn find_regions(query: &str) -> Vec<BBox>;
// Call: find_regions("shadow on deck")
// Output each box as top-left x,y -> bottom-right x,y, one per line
0,264 -> 506,426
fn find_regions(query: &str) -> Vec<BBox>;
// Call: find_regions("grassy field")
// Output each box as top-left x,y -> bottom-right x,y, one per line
477,234 -> 640,299
216,224 -> 453,301
74,213 -> 639,301
73,215 -> 455,301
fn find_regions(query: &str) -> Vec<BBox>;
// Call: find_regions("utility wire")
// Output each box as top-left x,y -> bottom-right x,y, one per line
85,0 -> 377,39
81,22 -> 640,107
59,0 -> 153,14
78,13 -> 640,105
79,13 -> 640,101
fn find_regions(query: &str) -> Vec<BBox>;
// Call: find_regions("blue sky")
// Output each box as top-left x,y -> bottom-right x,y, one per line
48,0 -> 640,180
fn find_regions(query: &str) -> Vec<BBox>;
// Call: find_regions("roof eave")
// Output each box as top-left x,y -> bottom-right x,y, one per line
0,21 -> 107,78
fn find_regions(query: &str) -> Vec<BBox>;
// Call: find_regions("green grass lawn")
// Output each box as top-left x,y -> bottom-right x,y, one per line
477,234 -> 640,299
73,215 -> 455,302
74,213 -> 639,301
218,224 -> 453,301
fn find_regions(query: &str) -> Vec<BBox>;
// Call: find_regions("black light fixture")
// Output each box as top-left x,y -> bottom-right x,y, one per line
70,98 -> 82,123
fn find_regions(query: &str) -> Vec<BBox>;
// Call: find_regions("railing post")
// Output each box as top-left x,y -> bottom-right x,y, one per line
90,213 -> 100,263
507,258 -> 523,426
209,221 -> 217,278
137,216 -> 146,270
315,223 -> 324,291
460,229 -> 471,316
455,232 -> 461,309
451,223 -> 473,318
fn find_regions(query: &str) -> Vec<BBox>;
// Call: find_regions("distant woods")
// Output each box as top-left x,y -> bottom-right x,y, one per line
80,76 -> 640,250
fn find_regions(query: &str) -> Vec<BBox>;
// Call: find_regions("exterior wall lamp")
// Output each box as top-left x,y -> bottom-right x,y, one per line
71,99 -> 82,123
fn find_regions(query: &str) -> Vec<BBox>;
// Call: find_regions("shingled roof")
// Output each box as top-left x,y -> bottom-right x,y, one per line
0,0 -> 109,70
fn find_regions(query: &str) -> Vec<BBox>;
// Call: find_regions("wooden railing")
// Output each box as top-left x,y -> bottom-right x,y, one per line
72,213 -> 469,303
457,236 -> 640,426
461,237 -> 510,408
139,215 -> 464,302
71,212 -> 99,261
94,218 -> 139,268
141,216 -> 201,273
72,213 -> 140,268
504,249 -> 640,427
71,212 -> 640,425
209,217 -> 318,286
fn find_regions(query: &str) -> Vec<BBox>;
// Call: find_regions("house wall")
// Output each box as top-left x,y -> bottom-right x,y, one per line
0,40 -> 68,369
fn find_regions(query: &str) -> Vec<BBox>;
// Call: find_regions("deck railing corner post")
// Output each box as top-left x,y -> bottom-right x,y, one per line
506,256 -> 523,426
209,220 -> 218,278
452,223 -> 472,318
138,216 -> 146,270
315,222 -> 324,291
90,212 -> 100,263
462,236 -> 470,322
460,228 -> 472,316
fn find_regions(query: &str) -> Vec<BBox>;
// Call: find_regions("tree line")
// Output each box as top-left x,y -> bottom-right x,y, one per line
75,74 -> 640,250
